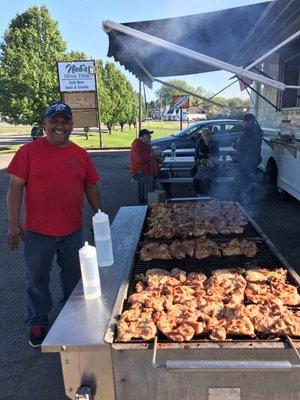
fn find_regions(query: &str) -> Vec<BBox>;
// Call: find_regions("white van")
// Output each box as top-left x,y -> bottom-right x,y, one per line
162,107 -> 189,121
260,128 -> 300,200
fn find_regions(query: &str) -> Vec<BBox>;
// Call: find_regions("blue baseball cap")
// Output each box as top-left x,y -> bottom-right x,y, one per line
45,102 -> 72,119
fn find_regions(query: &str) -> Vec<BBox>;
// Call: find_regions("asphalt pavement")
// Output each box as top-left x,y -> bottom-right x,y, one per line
1,149 -> 300,399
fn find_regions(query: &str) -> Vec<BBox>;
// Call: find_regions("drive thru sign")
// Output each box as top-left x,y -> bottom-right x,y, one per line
173,95 -> 189,109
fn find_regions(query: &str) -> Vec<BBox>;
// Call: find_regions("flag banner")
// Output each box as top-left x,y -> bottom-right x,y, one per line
238,76 -> 253,91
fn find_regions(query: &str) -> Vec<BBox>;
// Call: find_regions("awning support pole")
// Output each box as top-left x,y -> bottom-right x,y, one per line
139,80 -> 142,132
102,20 -> 285,91
239,77 -> 280,111
208,81 -> 237,100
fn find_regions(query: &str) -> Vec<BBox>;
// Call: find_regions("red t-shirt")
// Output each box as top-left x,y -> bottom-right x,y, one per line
129,138 -> 159,177
7,137 -> 100,236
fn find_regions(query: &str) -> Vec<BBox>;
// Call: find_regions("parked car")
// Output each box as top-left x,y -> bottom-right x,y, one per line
151,119 -> 243,151
31,126 -> 44,140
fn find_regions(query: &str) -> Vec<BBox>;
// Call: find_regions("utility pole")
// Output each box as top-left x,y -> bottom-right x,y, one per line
93,62 -> 102,148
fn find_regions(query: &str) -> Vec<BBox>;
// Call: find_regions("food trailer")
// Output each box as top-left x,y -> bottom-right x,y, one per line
42,201 -> 300,400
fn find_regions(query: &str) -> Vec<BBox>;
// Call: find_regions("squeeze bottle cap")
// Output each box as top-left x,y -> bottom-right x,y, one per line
93,209 -> 108,222
79,241 -> 96,258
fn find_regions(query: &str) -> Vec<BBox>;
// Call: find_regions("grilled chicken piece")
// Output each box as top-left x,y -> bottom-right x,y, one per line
167,323 -> 195,342
272,283 -> 300,306
194,238 -> 220,259
139,243 -> 160,261
245,281 -> 300,306
205,272 -> 246,304
117,307 -> 157,342
117,317 -> 157,342
155,304 -> 202,341
135,281 -> 144,293
182,240 -> 196,257
220,239 -> 257,258
186,272 -> 207,288
172,285 -> 195,303
245,268 -> 287,283
171,268 -> 187,283
206,305 -> 255,339
145,224 -> 175,239
218,304 -> 255,336
282,309 -> 300,336
242,240 -> 258,257
244,300 -> 298,336
169,240 -> 186,259
140,243 -> 172,261
210,326 -> 227,341
198,300 -> 224,318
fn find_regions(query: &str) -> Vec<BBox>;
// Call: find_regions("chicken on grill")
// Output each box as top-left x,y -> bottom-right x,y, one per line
117,268 -> 300,342
145,201 -> 248,239
140,238 -> 257,261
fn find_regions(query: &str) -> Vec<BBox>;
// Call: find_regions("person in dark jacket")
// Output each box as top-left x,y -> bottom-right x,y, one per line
234,113 -> 263,205
193,128 -> 219,194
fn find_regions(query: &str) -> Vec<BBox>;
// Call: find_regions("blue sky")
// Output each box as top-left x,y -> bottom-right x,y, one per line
0,0 -> 269,100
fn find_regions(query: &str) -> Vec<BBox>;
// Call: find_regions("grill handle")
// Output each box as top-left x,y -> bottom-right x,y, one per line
152,337 -> 298,373
162,360 -> 291,372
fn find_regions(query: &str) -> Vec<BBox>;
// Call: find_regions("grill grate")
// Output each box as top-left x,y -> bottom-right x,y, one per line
131,241 -> 281,297
113,202 -> 300,345
114,241 -> 300,344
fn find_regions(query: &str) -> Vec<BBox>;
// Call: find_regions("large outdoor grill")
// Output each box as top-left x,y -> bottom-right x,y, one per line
42,201 -> 300,400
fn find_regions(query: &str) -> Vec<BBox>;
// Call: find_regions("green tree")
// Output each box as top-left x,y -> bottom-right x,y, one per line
0,6 -> 65,125
0,6 -> 85,125
98,62 -> 137,134
127,91 -> 138,129
62,50 -> 87,61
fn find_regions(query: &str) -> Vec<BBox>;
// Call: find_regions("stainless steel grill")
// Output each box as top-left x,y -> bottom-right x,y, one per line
42,204 -> 300,400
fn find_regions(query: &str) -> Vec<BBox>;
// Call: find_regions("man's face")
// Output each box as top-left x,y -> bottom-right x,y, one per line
201,131 -> 211,142
43,113 -> 73,147
141,134 -> 151,144
243,120 -> 249,130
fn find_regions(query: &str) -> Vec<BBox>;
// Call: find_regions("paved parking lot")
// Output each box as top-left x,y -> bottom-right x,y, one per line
1,149 -> 300,399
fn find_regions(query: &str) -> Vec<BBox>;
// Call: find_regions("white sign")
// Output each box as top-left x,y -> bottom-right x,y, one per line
57,60 -> 96,92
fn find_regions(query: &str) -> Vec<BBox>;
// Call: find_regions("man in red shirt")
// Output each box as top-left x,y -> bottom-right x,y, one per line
6,102 -> 101,347
130,129 -> 164,193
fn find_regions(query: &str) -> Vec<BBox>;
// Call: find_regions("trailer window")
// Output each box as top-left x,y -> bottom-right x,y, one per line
282,53 -> 300,109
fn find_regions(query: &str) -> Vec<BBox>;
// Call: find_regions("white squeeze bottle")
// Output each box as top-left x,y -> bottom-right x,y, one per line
79,242 -> 101,300
92,210 -> 114,267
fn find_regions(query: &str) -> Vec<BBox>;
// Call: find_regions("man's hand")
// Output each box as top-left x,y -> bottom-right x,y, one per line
7,224 -> 23,250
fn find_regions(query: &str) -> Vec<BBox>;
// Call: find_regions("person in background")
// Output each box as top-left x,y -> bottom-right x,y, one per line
6,102 -> 101,348
130,129 -> 165,193
234,113 -> 263,205
192,128 -> 219,195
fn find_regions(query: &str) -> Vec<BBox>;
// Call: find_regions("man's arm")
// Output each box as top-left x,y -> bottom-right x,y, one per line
7,175 -> 25,250
85,183 -> 102,213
